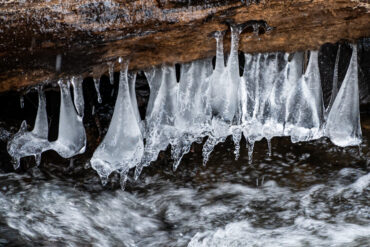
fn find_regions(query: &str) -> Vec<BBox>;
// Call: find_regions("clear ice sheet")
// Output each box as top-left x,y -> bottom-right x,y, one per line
90,61 -> 144,185
326,45 -> 362,147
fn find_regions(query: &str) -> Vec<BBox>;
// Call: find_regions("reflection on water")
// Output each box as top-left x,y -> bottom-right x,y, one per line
0,117 -> 369,246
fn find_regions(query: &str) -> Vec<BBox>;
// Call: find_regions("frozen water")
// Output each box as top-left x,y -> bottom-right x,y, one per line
171,58 -> 213,170
203,26 -> 242,165
128,72 -> 144,133
90,61 -> 144,185
285,51 -> 324,143
326,45 -> 362,146
135,65 -> 178,178
108,62 -> 114,85
71,76 -> 84,117
325,45 -> 341,116
7,88 -> 50,168
94,77 -> 102,103
51,80 -> 87,159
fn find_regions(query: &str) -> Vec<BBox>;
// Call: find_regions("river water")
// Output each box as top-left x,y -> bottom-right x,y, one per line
0,113 -> 369,246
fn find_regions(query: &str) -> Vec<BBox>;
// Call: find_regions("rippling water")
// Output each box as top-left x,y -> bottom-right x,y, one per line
0,116 -> 369,246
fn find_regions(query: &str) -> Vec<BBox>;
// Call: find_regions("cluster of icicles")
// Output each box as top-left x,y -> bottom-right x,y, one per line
7,26 -> 362,188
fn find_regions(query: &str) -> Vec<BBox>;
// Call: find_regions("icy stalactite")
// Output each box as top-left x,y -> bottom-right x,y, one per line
108,62 -> 114,85
202,26 -> 242,165
171,58 -> 213,170
326,45 -> 341,116
7,88 -> 50,169
128,72 -> 144,133
19,95 -> 24,109
71,76 -> 84,117
52,80 -> 87,159
135,65 -> 178,178
94,77 -> 102,103
90,60 -> 144,185
326,45 -> 362,147
285,51 -> 324,143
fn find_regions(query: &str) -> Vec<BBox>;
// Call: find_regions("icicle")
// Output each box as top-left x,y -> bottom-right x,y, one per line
171,58 -> 213,170
94,77 -> 102,103
135,65 -> 178,178
326,45 -> 341,115
20,95 -> 24,109
285,51 -> 324,143
52,80 -> 86,158
326,44 -> 362,147
7,88 -> 50,168
203,26 -> 242,165
128,72 -> 143,133
90,60 -> 144,184
108,62 -> 114,85
267,138 -> 272,157
71,76 -> 84,117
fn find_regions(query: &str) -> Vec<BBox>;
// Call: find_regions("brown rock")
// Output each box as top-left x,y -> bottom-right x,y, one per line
0,0 -> 369,92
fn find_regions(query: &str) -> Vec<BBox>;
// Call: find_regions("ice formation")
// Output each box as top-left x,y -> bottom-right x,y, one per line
51,80 -> 87,159
6,26 -> 363,187
7,79 -> 87,168
134,65 -> 178,178
90,60 -> 144,187
7,88 -> 50,169
325,45 -> 362,146
94,77 -> 103,103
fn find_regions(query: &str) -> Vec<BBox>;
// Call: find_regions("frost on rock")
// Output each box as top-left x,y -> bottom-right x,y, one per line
52,80 -> 87,159
7,88 -> 50,169
285,51 -> 324,143
90,61 -> 144,185
326,45 -> 362,147
202,27 -> 243,165
135,65 -> 178,178
171,58 -> 213,170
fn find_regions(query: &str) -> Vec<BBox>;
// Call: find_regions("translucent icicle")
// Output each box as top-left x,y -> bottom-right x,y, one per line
326,45 -> 341,115
52,80 -> 86,158
267,138 -> 272,157
7,88 -> 50,168
128,72 -> 143,133
20,95 -> 24,109
203,26 -> 242,165
108,62 -> 114,85
94,78 -> 102,103
285,51 -> 324,143
326,45 -> 362,146
71,76 -> 84,117
90,61 -> 144,184
172,58 -> 213,170
135,65 -> 178,179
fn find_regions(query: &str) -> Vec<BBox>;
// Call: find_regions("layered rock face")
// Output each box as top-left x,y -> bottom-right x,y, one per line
0,0 -> 369,92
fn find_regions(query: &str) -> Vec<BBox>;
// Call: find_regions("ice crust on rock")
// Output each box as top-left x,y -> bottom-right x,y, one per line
90,61 -> 144,186
326,45 -> 362,147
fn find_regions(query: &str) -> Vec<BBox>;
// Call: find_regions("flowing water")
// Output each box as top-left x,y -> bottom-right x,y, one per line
0,122 -> 369,246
